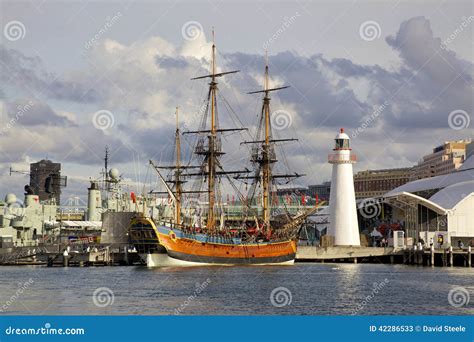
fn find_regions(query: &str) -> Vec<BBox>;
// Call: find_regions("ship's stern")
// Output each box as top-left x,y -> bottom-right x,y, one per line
129,216 -> 167,264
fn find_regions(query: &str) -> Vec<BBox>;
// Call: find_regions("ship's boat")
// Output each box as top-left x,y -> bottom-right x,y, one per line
129,32 -> 318,266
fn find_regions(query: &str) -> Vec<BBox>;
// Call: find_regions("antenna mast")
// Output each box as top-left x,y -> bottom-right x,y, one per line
104,146 -> 110,196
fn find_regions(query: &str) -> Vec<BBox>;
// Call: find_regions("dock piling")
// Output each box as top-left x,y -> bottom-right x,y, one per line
449,246 -> 453,267
468,246 -> 472,268
63,250 -> 69,267
430,246 -> 434,267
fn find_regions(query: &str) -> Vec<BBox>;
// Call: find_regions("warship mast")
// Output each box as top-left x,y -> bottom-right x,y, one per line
104,146 -> 109,196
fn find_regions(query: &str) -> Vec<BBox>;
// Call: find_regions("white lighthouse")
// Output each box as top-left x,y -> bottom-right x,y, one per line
327,128 -> 360,246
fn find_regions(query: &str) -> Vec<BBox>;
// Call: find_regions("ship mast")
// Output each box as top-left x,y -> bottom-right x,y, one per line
184,29 -> 248,231
175,107 -> 182,225
262,52 -> 271,226
208,30 -> 217,228
240,52 -> 301,231
150,107 -> 204,225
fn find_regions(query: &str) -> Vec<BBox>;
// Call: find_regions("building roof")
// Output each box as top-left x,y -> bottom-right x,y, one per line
428,180 -> 474,210
355,167 -> 412,175
384,191 -> 447,215
459,155 -> 474,171
336,132 -> 350,140
386,164 -> 474,196
384,156 -> 474,211
276,184 -> 308,191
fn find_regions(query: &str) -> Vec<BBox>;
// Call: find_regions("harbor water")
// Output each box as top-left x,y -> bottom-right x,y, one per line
0,264 -> 472,315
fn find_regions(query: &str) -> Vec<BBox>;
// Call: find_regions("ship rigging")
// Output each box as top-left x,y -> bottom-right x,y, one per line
129,31 -> 319,266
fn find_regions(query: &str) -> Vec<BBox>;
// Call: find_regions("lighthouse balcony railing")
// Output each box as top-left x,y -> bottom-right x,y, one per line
328,153 -> 357,163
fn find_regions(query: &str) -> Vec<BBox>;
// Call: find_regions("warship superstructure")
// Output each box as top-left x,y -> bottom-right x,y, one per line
0,152 -> 154,264
0,193 -> 57,248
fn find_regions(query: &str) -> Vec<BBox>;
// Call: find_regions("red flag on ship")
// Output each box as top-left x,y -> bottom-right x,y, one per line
130,192 -> 136,203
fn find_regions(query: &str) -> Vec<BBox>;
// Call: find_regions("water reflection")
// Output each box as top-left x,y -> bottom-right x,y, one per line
0,264 -> 472,315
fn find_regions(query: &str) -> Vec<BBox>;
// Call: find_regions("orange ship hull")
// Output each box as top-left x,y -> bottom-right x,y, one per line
158,230 -> 296,264
130,217 -> 296,265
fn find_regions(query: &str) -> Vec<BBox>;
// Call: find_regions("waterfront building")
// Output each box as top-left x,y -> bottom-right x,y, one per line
383,155 -> 474,247
307,181 -> 331,201
354,168 -> 412,199
327,128 -> 360,246
275,185 -> 309,205
410,140 -> 471,181
276,185 -> 308,197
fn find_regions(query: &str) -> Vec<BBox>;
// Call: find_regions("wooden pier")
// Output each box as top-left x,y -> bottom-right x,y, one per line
1,245 -> 472,267
0,245 -> 141,266
295,245 -> 473,267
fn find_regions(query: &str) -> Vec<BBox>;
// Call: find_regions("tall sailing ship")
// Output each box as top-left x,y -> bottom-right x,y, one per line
129,34 -> 318,266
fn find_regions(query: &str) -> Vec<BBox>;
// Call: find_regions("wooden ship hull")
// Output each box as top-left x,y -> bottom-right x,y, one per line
129,216 -> 296,266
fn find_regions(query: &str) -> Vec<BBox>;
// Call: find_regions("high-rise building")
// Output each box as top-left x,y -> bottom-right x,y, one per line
29,160 -> 64,204
354,168 -> 412,199
410,140 -> 471,180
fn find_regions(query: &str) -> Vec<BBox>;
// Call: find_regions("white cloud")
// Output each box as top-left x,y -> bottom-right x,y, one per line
0,15 -> 472,200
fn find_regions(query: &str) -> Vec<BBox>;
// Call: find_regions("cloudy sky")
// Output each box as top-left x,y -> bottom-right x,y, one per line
0,0 -> 473,203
